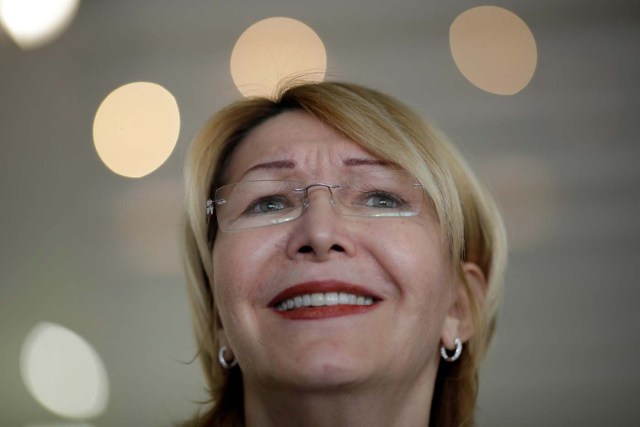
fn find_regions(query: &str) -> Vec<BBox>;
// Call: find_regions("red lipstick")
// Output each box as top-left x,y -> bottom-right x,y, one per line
269,280 -> 381,320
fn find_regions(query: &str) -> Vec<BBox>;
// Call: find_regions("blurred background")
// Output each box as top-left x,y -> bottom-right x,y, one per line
0,0 -> 639,426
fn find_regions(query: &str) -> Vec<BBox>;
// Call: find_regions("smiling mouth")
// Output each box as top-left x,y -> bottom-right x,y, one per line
275,292 -> 375,312
269,281 -> 381,320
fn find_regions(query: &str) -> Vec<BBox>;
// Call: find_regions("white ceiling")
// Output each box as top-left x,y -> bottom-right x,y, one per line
1,0 -> 639,425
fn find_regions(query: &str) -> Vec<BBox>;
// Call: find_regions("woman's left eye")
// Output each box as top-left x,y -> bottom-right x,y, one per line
258,199 -> 285,212
363,192 -> 403,209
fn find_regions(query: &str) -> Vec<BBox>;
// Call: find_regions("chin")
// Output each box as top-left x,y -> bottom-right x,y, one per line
270,343 -> 378,391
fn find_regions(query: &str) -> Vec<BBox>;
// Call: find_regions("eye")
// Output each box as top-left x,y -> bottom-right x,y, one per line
245,196 -> 291,214
363,191 -> 404,209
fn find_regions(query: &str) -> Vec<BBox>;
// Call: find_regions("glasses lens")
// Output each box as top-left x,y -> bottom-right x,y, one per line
215,180 -> 304,231
337,170 -> 422,217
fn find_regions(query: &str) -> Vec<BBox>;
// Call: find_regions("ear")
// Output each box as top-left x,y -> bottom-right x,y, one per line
212,299 -> 237,365
214,306 -> 232,349
440,262 -> 487,349
217,319 -> 232,350
217,326 -> 237,363
218,326 -> 229,348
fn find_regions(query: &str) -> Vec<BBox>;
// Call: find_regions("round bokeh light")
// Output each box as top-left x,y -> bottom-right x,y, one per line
230,17 -> 327,98
20,322 -> 109,418
450,6 -> 537,95
0,0 -> 80,49
93,82 -> 180,178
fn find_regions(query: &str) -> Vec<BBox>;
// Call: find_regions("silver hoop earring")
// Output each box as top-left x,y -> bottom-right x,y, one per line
218,346 -> 238,369
440,338 -> 463,362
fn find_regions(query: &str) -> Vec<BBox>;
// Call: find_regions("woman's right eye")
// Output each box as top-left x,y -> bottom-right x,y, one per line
245,196 -> 290,214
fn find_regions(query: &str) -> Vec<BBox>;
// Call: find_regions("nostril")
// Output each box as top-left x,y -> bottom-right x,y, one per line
297,244 -> 344,254
298,245 -> 313,254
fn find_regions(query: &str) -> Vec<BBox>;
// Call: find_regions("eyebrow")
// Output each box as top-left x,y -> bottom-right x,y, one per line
239,160 -> 296,180
240,157 -> 392,179
343,158 -> 392,167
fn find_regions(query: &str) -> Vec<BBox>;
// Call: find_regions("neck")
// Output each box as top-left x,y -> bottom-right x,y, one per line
243,366 -> 437,427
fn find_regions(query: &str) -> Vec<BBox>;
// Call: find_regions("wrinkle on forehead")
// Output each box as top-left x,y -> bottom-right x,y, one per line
225,111 -> 382,183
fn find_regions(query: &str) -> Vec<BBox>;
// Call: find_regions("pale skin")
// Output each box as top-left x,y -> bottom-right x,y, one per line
212,110 -> 486,427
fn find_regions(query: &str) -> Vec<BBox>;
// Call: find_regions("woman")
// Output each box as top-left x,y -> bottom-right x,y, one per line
182,81 -> 507,426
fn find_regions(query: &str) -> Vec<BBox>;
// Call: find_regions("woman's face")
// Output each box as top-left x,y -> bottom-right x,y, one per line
212,110 -> 460,391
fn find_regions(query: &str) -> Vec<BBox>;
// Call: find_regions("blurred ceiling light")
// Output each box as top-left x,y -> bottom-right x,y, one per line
450,6 -> 537,95
93,82 -> 180,178
0,0 -> 80,49
20,322 -> 109,419
230,17 -> 327,98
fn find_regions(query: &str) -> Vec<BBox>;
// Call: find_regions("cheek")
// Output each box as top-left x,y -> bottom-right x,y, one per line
212,238 -> 243,304
376,221 -> 454,316
212,235 -> 260,347
213,236 -> 252,305
212,230 -> 290,358
212,231 -> 285,311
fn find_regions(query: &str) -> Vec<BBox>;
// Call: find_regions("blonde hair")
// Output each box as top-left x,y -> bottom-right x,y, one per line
182,81 -> 507,426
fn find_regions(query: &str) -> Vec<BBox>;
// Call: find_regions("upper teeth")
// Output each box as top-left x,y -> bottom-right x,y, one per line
276,292 -> 374,311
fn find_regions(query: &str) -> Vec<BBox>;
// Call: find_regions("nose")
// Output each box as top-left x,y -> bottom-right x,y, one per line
285,185 -> 356,261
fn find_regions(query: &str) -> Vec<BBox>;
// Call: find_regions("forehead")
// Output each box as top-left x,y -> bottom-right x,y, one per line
225,110 -> 380,182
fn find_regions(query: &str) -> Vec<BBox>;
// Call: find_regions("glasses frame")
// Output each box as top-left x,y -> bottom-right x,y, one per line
206,172 -> 424,244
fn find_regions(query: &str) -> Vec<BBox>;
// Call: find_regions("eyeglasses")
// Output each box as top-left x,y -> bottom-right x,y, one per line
206,169 -> 424,233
